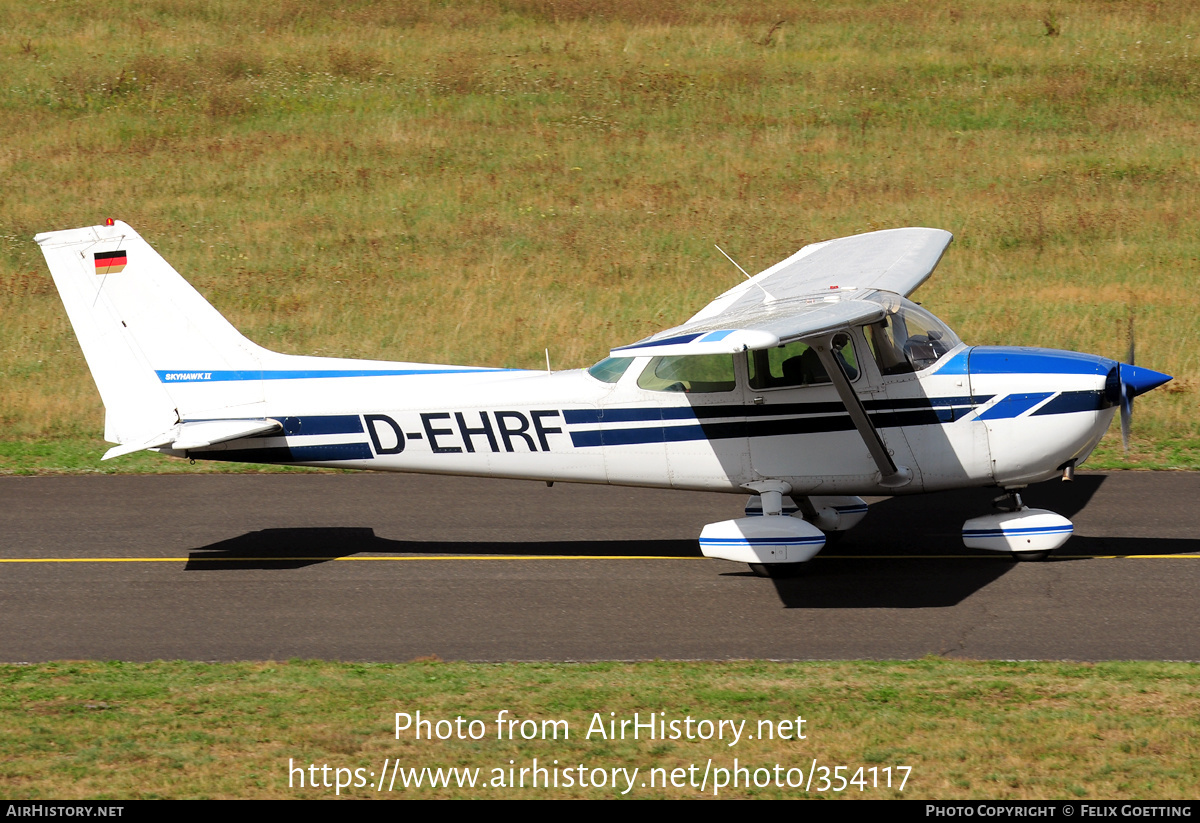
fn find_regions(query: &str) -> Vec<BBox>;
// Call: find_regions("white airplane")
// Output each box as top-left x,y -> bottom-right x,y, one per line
37,220 -> 1171,576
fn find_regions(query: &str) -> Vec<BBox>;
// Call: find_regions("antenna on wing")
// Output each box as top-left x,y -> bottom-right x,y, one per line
715,244 -> 775,302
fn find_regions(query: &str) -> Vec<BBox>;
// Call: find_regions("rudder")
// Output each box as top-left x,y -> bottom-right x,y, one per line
36,220 -> 271,446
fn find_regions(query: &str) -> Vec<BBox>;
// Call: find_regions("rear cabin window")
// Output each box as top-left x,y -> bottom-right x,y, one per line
587,356 -> 634,383
637,354 -> 736,393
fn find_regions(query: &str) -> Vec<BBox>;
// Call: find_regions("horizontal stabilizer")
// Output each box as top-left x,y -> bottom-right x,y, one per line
102,418 -> 282,460
170,418 -> 282,449
102,432 -> 180,461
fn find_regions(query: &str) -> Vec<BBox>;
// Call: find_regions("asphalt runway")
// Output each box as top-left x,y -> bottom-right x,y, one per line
2,471 -> 1197,662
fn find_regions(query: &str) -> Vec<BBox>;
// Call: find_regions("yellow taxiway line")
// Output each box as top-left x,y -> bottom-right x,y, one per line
2,555 -> 1199,563
0,555 -> 703,563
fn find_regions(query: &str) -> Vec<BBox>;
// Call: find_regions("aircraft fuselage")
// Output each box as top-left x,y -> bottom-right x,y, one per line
171,338 -> 1120,497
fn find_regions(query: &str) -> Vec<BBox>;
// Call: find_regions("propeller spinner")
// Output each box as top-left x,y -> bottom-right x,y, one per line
1107,362 -> 1172,451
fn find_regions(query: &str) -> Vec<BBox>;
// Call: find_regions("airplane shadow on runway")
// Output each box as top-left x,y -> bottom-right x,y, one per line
184,474 -> 1200,608
760,526 -> 1200,608
184,529 -> 703,570
764,473 -> 1200,607
815,472 -> 1112,560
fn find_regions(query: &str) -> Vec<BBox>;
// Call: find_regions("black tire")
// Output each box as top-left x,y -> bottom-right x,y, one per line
1012,550 -> 1051,562
748,563 -> 806,578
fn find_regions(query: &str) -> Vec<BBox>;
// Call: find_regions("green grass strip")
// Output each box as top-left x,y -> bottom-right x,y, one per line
2,659 -> 1198,799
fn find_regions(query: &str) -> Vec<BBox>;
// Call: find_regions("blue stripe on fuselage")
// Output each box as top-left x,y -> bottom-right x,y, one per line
563,387 -> 1104,448
179,414 -> 365,436
178,415 -> 370,464
565,400 -> 979,448
1032,390 -> 1111,415
974,392 -> 1054,421
157,368 -> 515,383
564,396 -> 980,427
278,415 -> 364,436
563,407 -> 699,425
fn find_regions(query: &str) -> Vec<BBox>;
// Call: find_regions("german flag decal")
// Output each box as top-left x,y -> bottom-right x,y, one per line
94,250 -> 127,274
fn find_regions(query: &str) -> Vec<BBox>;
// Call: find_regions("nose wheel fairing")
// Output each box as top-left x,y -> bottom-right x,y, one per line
961,490 -> 1073,559
962,509 -> 1073,554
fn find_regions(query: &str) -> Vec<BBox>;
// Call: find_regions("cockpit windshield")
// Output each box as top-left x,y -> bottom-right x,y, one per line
861,294 -> 960,375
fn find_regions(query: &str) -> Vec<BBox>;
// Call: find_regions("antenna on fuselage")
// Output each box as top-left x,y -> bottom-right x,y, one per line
715,244 -> 775,302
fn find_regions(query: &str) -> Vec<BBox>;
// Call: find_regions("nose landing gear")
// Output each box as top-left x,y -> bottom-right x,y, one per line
961,489 -> 1073,561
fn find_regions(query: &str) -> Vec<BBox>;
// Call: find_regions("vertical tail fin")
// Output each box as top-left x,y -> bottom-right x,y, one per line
36,220 -> 270,446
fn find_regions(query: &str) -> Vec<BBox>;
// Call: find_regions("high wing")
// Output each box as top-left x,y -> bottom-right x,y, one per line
611,227 -> 953,490
610,227 -> 952,358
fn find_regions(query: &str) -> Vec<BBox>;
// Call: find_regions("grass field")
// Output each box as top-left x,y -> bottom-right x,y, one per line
3,658 -> 1199,800
1,0 -> 1197,469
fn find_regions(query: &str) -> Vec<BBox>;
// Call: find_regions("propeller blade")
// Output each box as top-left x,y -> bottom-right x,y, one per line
1120,379 -> 1132,453
1126,310 -> 1136,366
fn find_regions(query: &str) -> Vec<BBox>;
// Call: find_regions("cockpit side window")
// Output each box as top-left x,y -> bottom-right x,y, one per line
748,335 -> 859,390
863,315 -> 912,375
636,354 -> 736,393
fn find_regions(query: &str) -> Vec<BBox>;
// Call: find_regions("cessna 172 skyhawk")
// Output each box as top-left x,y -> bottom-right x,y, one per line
37,221 -> 1171,576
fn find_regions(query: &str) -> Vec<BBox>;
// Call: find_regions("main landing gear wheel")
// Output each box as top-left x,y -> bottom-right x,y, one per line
748,563 -> 807,579
820,530 -> 845,547
1012,550 -> 1051,562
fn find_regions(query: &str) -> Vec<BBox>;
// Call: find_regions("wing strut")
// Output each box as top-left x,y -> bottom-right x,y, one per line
810,334 -> 913,489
